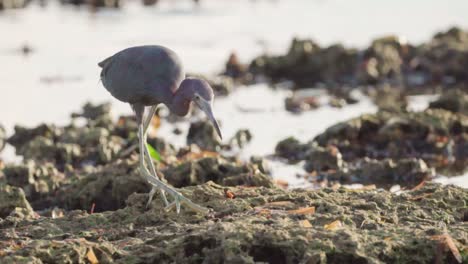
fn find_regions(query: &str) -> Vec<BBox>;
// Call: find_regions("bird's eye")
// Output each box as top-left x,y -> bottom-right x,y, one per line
195,95 -> 200,100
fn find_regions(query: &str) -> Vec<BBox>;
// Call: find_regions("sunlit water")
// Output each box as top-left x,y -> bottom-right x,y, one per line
1,0 -> 467,187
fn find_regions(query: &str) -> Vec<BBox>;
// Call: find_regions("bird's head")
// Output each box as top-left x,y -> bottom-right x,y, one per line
183,78 -> 222,140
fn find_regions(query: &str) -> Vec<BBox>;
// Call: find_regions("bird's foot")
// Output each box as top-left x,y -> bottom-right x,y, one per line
142,170 -> 209,214
146,186 -> 170,209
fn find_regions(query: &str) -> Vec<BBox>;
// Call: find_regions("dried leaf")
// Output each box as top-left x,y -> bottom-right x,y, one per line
90,203 -> 96,214
430,234 -> 462,263
181,151 -> 219,161
263,201 -> 295,209
86,248 -> 99,264
324,220 -> 343,231
411,180 -> 426,191
150,116 -> 161,129
287,207 -> 316,215
299,220 -> 312,228
224,189 -> 235,199
273,179 -> 289,189
409,193 -> 432,201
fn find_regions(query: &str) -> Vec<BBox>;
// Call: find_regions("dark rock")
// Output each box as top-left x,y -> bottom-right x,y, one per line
368,85 -> 408,112
358,35 -> 405,84
315,109 -> 467,174
250,38 -> 357,88
223,52 -> 248,80
57,159 -> 149,212
2,182 -> 467,263
429,89 -> 468,115
327,158 -> 434,188
304,145 -> 345,173
71,102 -> 111,120
285,93 -> 320,113
7,123 -> 60,151
162,157 -> 274,188
275,137 -> 311,162
3,161 -> 65,210
228,129 -> 252,149
0,184 -> 34,218
187,120 -> 222,151
415,27 -> 468,85
250,156 -> 271,175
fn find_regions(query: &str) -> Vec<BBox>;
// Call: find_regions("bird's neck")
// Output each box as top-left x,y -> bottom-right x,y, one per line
168,81 -> 192,116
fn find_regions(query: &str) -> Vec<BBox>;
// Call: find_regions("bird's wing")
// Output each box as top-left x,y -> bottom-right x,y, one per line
99,46 -> 184,105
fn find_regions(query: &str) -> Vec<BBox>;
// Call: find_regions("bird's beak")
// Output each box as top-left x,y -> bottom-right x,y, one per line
197,99 -> 222,140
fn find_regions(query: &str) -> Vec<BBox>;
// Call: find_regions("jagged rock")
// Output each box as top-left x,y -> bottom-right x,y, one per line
285,93 -> 320,113
315,109 -> 467,174
250,156 -> 271,175
57,159 -> 148,212
162,157 -> 274,188
223,52 -> 248,80
3,161 -> 64,209
415,27 -> 468,85
358,35 -> 405,84
71,102 -> 112,120
0,184 -> 34,219
187,120 -> 222,151
304,145 -> 345,173
2,182 -> 466,263
7,124 -> 61,151
275,137 -> 312,162
429,89 -> 468,115
368,85 -> 408,112
328,158 -> 434,188
249,38 -> 357,88
228,129 -> 252,149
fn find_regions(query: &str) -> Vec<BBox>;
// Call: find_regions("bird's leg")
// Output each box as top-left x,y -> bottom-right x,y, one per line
138,123 -> 209,214
142,105 -> 169,208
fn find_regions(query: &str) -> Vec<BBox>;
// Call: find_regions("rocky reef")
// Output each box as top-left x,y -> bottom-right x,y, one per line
275,102 -> 467,188
0,181 -> 466,263
0,100 -> 466,263
239,27 -> 468,90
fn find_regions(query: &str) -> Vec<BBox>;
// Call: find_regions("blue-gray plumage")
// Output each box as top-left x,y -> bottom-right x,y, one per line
99,45 -> 183,106
98,45 -> 222,214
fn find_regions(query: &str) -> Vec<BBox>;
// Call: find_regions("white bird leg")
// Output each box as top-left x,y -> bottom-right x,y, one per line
142,105 -> 169,208
138,119 -> 209,214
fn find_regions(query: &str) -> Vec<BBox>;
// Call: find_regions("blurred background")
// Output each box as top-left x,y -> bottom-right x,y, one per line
1,0 -> 467,188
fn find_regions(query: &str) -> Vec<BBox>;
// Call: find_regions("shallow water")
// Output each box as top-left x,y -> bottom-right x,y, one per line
1,0 -> 467,187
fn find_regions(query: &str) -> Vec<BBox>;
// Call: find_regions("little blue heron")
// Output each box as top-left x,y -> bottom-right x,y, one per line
98,45 -> 222,214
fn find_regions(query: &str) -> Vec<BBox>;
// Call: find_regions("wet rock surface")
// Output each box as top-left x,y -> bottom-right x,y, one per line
247,27 -> 468,89
0,184 -> 34,219
276,106 -> 467,187
326,158 -> 434,188
162,156 -> 273,188
0,182 -> 466,263
314,109 -> 467,175
1,100 -> 467,263
3,161 -> 64,210
187,120 -> 222,151
429,89 -> 468,115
